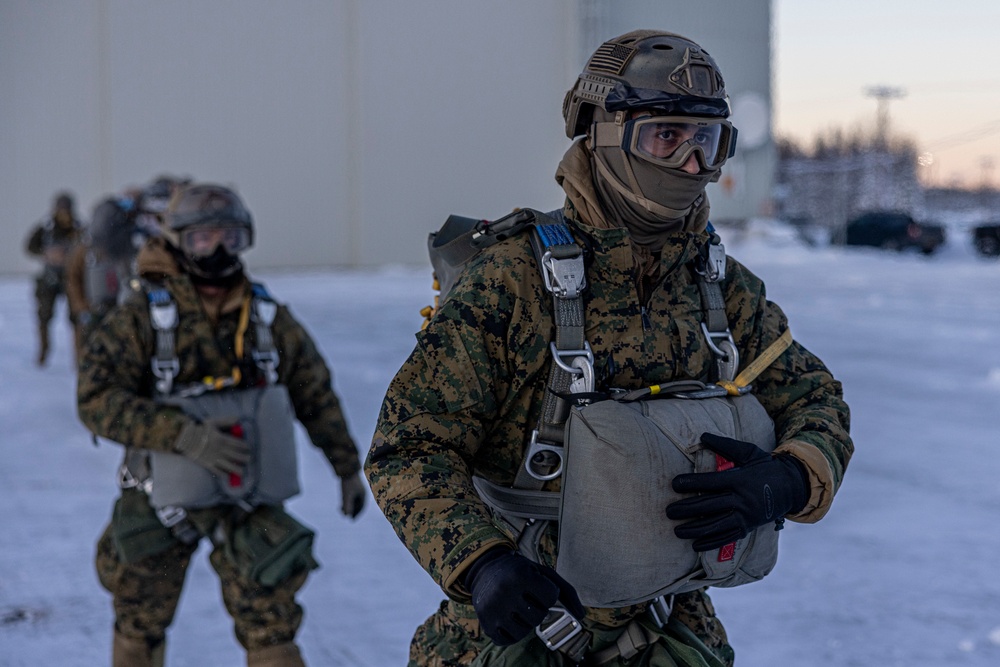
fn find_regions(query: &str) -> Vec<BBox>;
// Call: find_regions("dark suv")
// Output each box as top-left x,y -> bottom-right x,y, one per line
845,211 -> 945,255
973,223 -> 1000,257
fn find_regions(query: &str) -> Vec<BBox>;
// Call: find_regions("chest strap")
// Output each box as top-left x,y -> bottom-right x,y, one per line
148,288 -> 180,395
516,216 -> 591,490
696,229 -> 738,383
147,282 -> 280,398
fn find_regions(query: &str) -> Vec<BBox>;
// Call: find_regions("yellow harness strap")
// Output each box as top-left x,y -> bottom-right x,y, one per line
201,293 -> 251,391
716,328 -> 793,396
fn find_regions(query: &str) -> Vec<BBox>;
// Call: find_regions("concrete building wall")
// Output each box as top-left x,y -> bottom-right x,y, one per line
1,0 -> 771,273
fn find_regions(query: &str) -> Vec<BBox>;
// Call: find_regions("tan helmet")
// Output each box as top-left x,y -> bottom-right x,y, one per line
563,30 -> 731,139
563,31 -> 736,231
164,183 -> 254,280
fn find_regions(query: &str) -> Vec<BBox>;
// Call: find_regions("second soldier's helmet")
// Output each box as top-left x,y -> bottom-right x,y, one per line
89,198 -> 135,261
164,183 -> 254,280
563,31 -> 737,223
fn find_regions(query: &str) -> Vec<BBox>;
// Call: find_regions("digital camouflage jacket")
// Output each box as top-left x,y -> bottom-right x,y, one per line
77,241 -> 361,478
367,207 -> 853,627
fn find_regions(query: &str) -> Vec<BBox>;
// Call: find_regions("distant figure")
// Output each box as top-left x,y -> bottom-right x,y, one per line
65,197 -> 139,359
24,191 -> 83,366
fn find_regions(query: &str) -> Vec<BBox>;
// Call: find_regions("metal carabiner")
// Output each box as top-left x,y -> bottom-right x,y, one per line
524,430 -> 564,482
700,323 -> 740,382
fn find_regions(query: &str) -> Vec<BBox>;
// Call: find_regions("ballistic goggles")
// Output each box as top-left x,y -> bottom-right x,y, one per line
608,115 -> 737,170
180,223 -> 252,257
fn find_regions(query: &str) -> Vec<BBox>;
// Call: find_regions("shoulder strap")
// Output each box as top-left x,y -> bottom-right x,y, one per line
515,213 -> 591,490
694,226 -> 739,382
147,282 -> 281,397
147,286 -> 179,396
249,282 -> 279,384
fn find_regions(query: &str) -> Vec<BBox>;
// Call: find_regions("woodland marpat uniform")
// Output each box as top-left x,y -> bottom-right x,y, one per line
367,203 -> 852,666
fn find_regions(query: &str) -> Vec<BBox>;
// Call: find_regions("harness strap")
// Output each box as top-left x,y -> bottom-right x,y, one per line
586,619 -> 656,666
695,234 -> 738,382
250,283 -> 280,384
717,328 -> 793,396
515,215 -> 590,491
148,288 -> 180,395
472,475 -> 560,521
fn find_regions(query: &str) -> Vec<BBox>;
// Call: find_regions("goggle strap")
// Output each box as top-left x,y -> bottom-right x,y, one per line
592,121 -> 621,148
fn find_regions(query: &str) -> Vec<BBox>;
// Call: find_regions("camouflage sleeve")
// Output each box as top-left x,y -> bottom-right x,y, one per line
65,244 -> 89,317
272,305 -> 361,478
365,254 -> 545,601
725,259 -> 853,523
76,300 -> 188,450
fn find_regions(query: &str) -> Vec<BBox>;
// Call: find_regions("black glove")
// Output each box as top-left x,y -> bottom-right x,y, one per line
339,473 -> 366,519
173,418 -> 251,477
465,548 -> 585,646
666,432 -> 810,552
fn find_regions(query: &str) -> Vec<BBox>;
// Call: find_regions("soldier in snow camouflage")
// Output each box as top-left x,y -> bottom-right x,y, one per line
367,30 -> 852,667
78,184 -> 366,667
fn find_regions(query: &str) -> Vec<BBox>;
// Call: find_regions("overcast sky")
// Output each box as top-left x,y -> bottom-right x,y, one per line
774,0 -> 1000,188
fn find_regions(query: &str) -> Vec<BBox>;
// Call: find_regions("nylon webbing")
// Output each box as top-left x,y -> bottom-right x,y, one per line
697,278 -> 728,333
514,216 -> 587,491
717,328 -> 794,395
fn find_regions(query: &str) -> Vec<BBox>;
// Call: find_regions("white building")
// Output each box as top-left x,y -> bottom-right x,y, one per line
1,0 -> 772,273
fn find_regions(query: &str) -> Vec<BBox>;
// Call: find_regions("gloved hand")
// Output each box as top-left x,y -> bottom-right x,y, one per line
173,418 -> 251,477
339,473 -> 366,519
667,432 -> 810,552
465,548 -> 585,646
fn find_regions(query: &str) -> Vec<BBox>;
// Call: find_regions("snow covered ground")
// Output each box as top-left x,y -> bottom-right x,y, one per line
3,224 -> 1000,666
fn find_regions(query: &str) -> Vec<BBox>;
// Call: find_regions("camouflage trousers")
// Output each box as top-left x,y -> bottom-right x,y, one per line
34,271 -> 65,327
96,516 -> 309,650
408,590 -> 735,667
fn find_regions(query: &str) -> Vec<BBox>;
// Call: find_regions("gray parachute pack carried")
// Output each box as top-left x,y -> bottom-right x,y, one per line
150,385 -> 300,509
429,207 -> 789,609
121,282 -> 301,513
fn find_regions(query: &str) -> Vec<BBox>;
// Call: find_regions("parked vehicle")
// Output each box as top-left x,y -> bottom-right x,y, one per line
844,211 -> 945,255
972,223 -> 1000,257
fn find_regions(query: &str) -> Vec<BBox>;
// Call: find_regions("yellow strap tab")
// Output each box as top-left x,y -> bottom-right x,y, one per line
648,384 -> 661,395
235,293 -> 252,360
729,328 -> 794,390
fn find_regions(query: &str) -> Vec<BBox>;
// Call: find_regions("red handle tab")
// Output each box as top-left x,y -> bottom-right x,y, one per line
228,424 -> 244,487
715,453 -> 736,561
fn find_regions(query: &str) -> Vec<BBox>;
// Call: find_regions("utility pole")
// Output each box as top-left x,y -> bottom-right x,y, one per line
864,85 -> 906,144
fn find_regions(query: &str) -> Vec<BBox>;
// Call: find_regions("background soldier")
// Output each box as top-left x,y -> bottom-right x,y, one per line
366,31 -> 853,666
65,196 -> 139,359
24,190 -> 83,365
78,183 -> 367,667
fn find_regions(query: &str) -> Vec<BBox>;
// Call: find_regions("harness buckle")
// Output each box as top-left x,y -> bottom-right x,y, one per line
535,604 -> 584,652
697,242 -> 727,283
252,349 -> 280,384
648,595 -> 673,628
117,463 -> 152,494
541,251 -> 586,299
700,323 -> 740,382
524,430 -> 564,482
155,505 -> 188,529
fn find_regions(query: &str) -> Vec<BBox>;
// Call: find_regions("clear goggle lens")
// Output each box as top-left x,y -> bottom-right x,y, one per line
625,116 -> 735,169
180,225 -> 251,257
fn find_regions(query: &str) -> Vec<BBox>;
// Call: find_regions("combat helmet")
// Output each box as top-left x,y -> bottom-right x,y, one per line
563,31 -> 738,225
163,183 -> 254,281
89,198 -> 135,261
